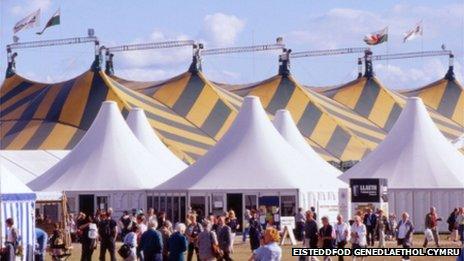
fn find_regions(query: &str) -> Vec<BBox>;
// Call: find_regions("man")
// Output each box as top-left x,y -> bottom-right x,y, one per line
159,220 -> 173,261
300,211 -> 318,261
334,215 -> 350,261
119,211 -> 133,239
4,218 -> 18,261
98,209 -> 117,261
35,227 -> 48,261
396,212 -> 414,260
351,215 -> 367,261
186,214 -> 203,261
375,210 -> 387,248
423,207 -> 442,247
295,207 -> 306,241
363,208 -> 377,246
140,219 -> 163,260
217,215 -> 233,261
310,207 -> 317,222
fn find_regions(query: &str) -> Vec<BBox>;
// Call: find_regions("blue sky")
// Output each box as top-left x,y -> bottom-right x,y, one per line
1,0 -> 463,88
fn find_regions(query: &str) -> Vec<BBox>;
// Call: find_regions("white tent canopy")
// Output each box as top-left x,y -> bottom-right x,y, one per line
272,109 -> 342,179
155,96 -> 346,191
0,150 -> 68,183
126,108 -> 186,172
1,163 -> 34,194
28,101 -> 178,192
339,97 -> 464,188
453,134 -> 464,149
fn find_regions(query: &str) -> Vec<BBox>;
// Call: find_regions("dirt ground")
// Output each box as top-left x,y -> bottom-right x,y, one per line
45,234 -> 462,261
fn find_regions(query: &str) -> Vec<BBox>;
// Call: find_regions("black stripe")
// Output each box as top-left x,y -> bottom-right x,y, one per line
44,80 -> 76,122
1,88 -> 47,117
297,103 -> 322,137
354,79 -> 381,117
266,77 -> 295,114
171,74 -> 204,116
156,129 -> 212,150
78,73 -> 109,130
65,128 -> 86,149
429,114 -> 463,133
350,129 -> 383,144
384,103 -> 402,131
0,120 -> 30,148
201,100 -> 232,138
185,151 -> 202,160
23,122 -> 56,149
325,126 -> 351,158
437,81 -> 461,118
0,81 -> 33,104
322,106 -> 385,135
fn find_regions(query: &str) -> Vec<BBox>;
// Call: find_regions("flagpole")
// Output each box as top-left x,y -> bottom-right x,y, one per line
386,26 -> 389,72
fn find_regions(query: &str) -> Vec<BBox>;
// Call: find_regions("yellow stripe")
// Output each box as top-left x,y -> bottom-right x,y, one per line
162,137 -> 208,156
213,112 -> 236,140
452,93 -> 464,126
0,121 -> 17,139
332,78 -> 366,109
248,77 -> 281,108
340,137 -> 366,161
39,123 -> 78,149
1,102 -> 29,121
33,84 -> 62,119
59,72 -> 94,126
185,84 -> 219,126
0,75 -> 26,95
418,80 -> 447,110
153,73 -> 191,107
368,89 -> 396,128
310,113 -> 337,147
6,121 -> 41,149
285,87 -> 310,122
1,83 -> 47,109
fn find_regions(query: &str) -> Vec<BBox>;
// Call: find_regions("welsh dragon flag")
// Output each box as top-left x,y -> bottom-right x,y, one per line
363,27 -> 388,45
37,9 -> 60,35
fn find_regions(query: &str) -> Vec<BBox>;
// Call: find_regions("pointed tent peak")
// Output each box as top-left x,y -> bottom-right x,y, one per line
272,109 -> 342,177
1,163 -> 34,194
126,107 -> 187,172
156,95 -> 347,191
339,96 -> 464,188
28,101 -> 177,192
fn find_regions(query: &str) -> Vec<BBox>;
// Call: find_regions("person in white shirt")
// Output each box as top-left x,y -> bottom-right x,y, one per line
334,215 -> 350,261
350,215 -> 367,261
396,212 -> 414,260
123,225 -> 139,261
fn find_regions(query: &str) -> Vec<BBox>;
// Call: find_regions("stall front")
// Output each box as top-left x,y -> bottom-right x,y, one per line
28,101 -> 181,218
0,164 -> 36,261
339,98 -> 464,232
150,96 -> 347,227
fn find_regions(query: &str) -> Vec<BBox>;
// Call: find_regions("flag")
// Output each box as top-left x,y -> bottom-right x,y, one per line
403,21 -> 423,42
363,27 -> 388,45
36,8 -> 60,35
13,9 -> 41,34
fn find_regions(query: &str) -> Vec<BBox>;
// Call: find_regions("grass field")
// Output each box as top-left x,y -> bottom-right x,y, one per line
46,234 -> 462,261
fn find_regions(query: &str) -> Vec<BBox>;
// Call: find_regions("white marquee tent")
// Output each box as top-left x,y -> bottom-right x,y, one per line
0,150 -> 68,183
0,163 -> 36,260
126,108 -> 186,173
151,96 -> 347,223
28,101 -> 180,217
339,97 -> 464,231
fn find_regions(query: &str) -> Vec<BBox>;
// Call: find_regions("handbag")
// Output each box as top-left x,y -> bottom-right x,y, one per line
424,228 -> 434,242
210,232 -> 223,259
118,244 -> 132,259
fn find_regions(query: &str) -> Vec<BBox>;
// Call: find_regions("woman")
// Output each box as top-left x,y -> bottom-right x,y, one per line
226,210 -> 240,252
249,227 -> 282,261
168,223 -> 189,261
249,211 -> 263,251
456,207 -> 464,246
350,215 -> 367,261
123,224 -> 139,260
159,220 -> 173,261
77,214 -> 96,261
319,217 -> 335,261
447,208 -> 458,241
198,220 -> 219,261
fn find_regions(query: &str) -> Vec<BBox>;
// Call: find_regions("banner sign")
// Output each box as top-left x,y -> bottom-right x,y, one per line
350,179 -> 387,203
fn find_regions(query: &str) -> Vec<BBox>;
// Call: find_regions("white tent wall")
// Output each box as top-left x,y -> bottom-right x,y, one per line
66,191 -> 147,218
306,190 -> 340,224
0,199 -> 35,261
389,189 -> 464,232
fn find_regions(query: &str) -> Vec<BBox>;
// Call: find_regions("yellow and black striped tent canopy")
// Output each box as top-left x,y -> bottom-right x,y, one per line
0,69 -> 236,164
229,74 -> 387,162
322,76 -> 463,139
401,77 -> 463,127
114,71 -> 242,141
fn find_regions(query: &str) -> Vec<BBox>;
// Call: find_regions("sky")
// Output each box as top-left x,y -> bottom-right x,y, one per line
1,0 -> 463,89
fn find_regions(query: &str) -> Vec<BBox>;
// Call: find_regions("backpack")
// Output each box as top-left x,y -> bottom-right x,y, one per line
88,223 -> 98,239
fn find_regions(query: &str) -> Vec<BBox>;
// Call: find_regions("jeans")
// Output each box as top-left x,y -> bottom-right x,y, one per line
366,226 -> 375,246
337,240 -> 347,261
242,227 -> 250,242
398,238 -> 410,260
81,240 -> 95,261
99,239 -> 116,261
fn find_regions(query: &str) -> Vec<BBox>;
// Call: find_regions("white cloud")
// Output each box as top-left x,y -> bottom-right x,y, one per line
202,13 -> 245,46
10,0 -> 52,16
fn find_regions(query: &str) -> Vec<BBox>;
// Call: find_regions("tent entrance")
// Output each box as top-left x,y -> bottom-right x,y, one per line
79,194 -> 95,216
226,193 -> 243,232
190,196 -> 206,221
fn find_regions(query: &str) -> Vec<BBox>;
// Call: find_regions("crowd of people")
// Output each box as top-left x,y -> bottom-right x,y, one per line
3,205 -> 463,261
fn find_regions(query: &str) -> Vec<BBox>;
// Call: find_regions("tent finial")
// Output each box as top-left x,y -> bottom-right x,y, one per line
278,48 -> 292,76
445,53 -> 455,80
91,40 -> 102,71
189,43 -> 203,73
357,57 -> 363,79
105,49 -> 114,76
363,49 -> 374,78
5,46 -> 17,78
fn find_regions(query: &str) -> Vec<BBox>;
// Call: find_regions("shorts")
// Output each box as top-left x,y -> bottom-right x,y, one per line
352,243 -> 366,256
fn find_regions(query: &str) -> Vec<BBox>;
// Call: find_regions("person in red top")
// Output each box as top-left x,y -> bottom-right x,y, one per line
423,207 -> 442,247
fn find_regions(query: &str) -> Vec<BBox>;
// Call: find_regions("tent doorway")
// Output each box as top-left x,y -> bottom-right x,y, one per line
226,193 -> 243,232
79,194 -> 95,216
